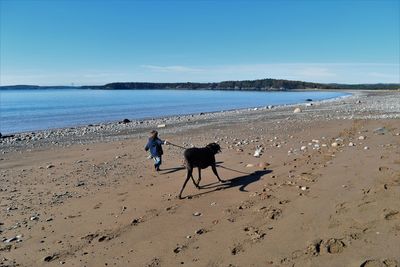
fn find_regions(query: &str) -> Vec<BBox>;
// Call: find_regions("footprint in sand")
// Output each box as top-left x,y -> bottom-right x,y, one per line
325,238 -> 345,254
93,203 -> 102,209
243,226 -> 266,242
360,259 -> 398,267
306,238 -> 345,256
230,243 -> 244,255
335,202 -> 349,214
384,210 -> 400,220
146,257 -> 161,267
378,166 -> 389,172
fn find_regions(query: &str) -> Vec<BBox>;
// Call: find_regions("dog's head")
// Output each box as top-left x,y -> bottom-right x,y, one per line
206,143 -> 221,154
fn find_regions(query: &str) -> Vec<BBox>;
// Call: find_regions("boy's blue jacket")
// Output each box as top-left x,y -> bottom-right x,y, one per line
145,137 -> 164,157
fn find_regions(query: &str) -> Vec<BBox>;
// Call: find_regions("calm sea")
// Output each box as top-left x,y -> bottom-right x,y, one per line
0,89 -> 348,134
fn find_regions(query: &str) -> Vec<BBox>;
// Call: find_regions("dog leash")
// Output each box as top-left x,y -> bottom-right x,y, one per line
168,142 -> 229,150
167,142 -> 187,150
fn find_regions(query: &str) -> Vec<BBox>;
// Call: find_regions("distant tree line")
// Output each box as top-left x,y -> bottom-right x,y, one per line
2,78 -> 399,90
81,79 -> 399,90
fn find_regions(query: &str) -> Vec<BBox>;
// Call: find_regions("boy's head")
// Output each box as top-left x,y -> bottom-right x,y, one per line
150,130 -> 158,139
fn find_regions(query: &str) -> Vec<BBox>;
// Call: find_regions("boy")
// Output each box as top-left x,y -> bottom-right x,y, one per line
145,130 -> 168,171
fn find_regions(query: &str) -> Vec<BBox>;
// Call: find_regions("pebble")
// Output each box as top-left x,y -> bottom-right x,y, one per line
46,164 -> 55,169
348,142 -> 355,147
173,245 -> 184,253
293,107 -> 302,113
246,164 -> 255,168
4,237 -> 18,243
131,218 -> 141,225
300,146 -> 307,151
331,142 -> 338,147
358,135 -> 366,140
43,255 -> 57,262
30,216 -> 39,221
193,212 -> 202,216
195,229 -> 204,235
157,124 -> 166,128
364,146 -> 369,150
76,181 -> 85,187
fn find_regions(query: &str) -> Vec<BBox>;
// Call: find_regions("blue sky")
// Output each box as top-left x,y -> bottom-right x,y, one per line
1,0 -> 399,85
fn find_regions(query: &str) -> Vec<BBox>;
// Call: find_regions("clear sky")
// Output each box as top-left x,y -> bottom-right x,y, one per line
1,0 -> 399,85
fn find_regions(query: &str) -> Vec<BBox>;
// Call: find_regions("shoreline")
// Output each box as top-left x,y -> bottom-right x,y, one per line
0,89 -> 354,145
0,90 -> 350,136
1,90 -> 398,152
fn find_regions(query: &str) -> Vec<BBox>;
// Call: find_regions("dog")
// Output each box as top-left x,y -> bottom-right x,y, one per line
179,143 -> 225,199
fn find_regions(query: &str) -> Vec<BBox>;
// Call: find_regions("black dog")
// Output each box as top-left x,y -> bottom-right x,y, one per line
179,143 -> 225,199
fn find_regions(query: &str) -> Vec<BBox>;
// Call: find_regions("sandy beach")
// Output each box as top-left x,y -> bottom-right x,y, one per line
1,90 -> 399,267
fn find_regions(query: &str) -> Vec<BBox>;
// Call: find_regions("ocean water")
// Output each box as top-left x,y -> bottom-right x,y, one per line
0,89 -> 348,134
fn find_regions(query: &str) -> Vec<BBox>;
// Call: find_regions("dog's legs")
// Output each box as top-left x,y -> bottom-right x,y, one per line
179,169 -> 193,199
189,168 -> 199,189
211,164 -> 225,183
196,167 -> 202,188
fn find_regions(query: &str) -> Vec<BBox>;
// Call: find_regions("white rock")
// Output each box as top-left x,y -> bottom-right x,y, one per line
157,124 -> 166,128
331,142 -> 338,147
293,108 -> 302,113
253,147 -> 262,157
300,146 -> 307,151
358,136 -> 366,140
348,142 -> 355,147
364,146 -> 369,150
246,164 -> 255,168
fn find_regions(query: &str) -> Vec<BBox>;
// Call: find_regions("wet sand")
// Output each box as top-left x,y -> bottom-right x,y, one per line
0,91 -> 399,267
